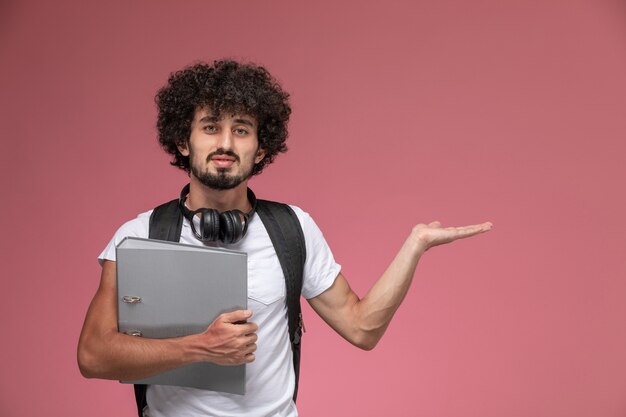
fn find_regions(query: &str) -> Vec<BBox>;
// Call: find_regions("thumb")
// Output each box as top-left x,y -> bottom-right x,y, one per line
221,309 -> 253,324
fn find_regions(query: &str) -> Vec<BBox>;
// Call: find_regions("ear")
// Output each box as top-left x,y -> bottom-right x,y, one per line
177,140 -> 190,157
254,148 -> 266,164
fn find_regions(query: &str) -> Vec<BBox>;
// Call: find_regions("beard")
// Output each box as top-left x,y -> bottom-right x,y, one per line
189,148 -> 255,190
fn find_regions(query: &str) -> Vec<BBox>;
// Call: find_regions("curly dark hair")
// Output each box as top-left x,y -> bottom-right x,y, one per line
155,59 -> 291,175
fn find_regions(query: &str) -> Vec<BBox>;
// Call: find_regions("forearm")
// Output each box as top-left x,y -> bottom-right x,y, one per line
351,236 -> 424,348
77,303 -> 203,381
309,234 -> 425,351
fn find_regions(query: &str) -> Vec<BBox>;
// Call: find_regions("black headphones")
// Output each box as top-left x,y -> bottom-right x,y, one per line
178,184 -> 257,244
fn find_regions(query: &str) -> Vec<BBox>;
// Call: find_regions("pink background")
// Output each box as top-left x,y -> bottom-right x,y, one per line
1,0 -> 625,416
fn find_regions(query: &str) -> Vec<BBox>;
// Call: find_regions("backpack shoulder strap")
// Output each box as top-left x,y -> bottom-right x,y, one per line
149,198 -> 183,241
255,199 -> 306,402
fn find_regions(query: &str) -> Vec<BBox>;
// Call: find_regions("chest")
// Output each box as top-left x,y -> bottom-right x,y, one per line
179,216 -> 287,308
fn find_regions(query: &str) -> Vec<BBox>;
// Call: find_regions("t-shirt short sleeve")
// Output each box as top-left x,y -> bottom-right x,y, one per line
98,210 -> 152,264
291,206 -> 342,300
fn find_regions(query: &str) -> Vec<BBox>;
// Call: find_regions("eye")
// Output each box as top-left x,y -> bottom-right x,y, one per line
234,128 -> 249,136
203,125 -> 218,133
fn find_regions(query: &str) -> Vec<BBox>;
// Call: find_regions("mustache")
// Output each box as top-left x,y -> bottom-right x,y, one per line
207,149 -> 240,163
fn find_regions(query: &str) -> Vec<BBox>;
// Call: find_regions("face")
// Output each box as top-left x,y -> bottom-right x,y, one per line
179,108 -> 265,190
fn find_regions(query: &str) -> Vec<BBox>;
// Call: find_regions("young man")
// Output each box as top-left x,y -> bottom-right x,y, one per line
77,59 -> 492,417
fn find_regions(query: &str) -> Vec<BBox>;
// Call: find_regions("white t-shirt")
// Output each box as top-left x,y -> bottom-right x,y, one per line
99,205 -> 341,417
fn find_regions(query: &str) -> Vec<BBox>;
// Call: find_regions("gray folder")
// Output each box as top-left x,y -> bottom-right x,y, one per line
115,237 -> 248,394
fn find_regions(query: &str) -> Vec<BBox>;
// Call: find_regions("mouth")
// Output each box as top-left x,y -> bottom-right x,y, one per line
210,155 -> 237,168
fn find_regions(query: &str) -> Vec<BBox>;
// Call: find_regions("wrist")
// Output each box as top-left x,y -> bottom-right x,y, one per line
404,232 -> 427,258
178,333 -> 207,364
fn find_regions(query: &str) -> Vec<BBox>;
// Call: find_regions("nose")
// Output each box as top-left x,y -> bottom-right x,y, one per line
216,129 -> 234,150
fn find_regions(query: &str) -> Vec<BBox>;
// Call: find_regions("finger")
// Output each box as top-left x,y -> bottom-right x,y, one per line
220,309 -> 253,324
457,222 -> 493,233
244,340 -> 257,353
448,222 -> 493,238
428,220 -> 441,228
232,322 -> 258,336
244,333 -> 258,344
237,334 -> 257,349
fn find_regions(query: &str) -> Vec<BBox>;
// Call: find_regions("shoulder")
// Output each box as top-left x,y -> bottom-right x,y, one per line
257,199 -> 317,231
286,204 -> 315,229
98,209 -> 153,264
285,204 -> 327,241
113,209 -> 153,239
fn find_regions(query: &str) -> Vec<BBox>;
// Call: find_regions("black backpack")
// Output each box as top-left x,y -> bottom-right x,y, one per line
133,197 -> 306,416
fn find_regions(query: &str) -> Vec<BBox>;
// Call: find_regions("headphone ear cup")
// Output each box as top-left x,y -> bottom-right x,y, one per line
200,209 -> 221,242
220,210 -> 245,244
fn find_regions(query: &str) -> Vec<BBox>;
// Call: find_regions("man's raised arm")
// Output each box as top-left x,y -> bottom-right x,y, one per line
77,260 -> 258,381
308,221 -> 492,350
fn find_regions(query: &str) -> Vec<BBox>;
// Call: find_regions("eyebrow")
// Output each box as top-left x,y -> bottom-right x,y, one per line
233,118 -> 255,128
197,115 -> 256,128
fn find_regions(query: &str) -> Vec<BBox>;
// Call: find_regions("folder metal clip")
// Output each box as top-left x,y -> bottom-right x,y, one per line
122,296 -> 142,304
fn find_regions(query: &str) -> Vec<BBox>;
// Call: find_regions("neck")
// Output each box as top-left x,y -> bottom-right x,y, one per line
186,176 -> 252,212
